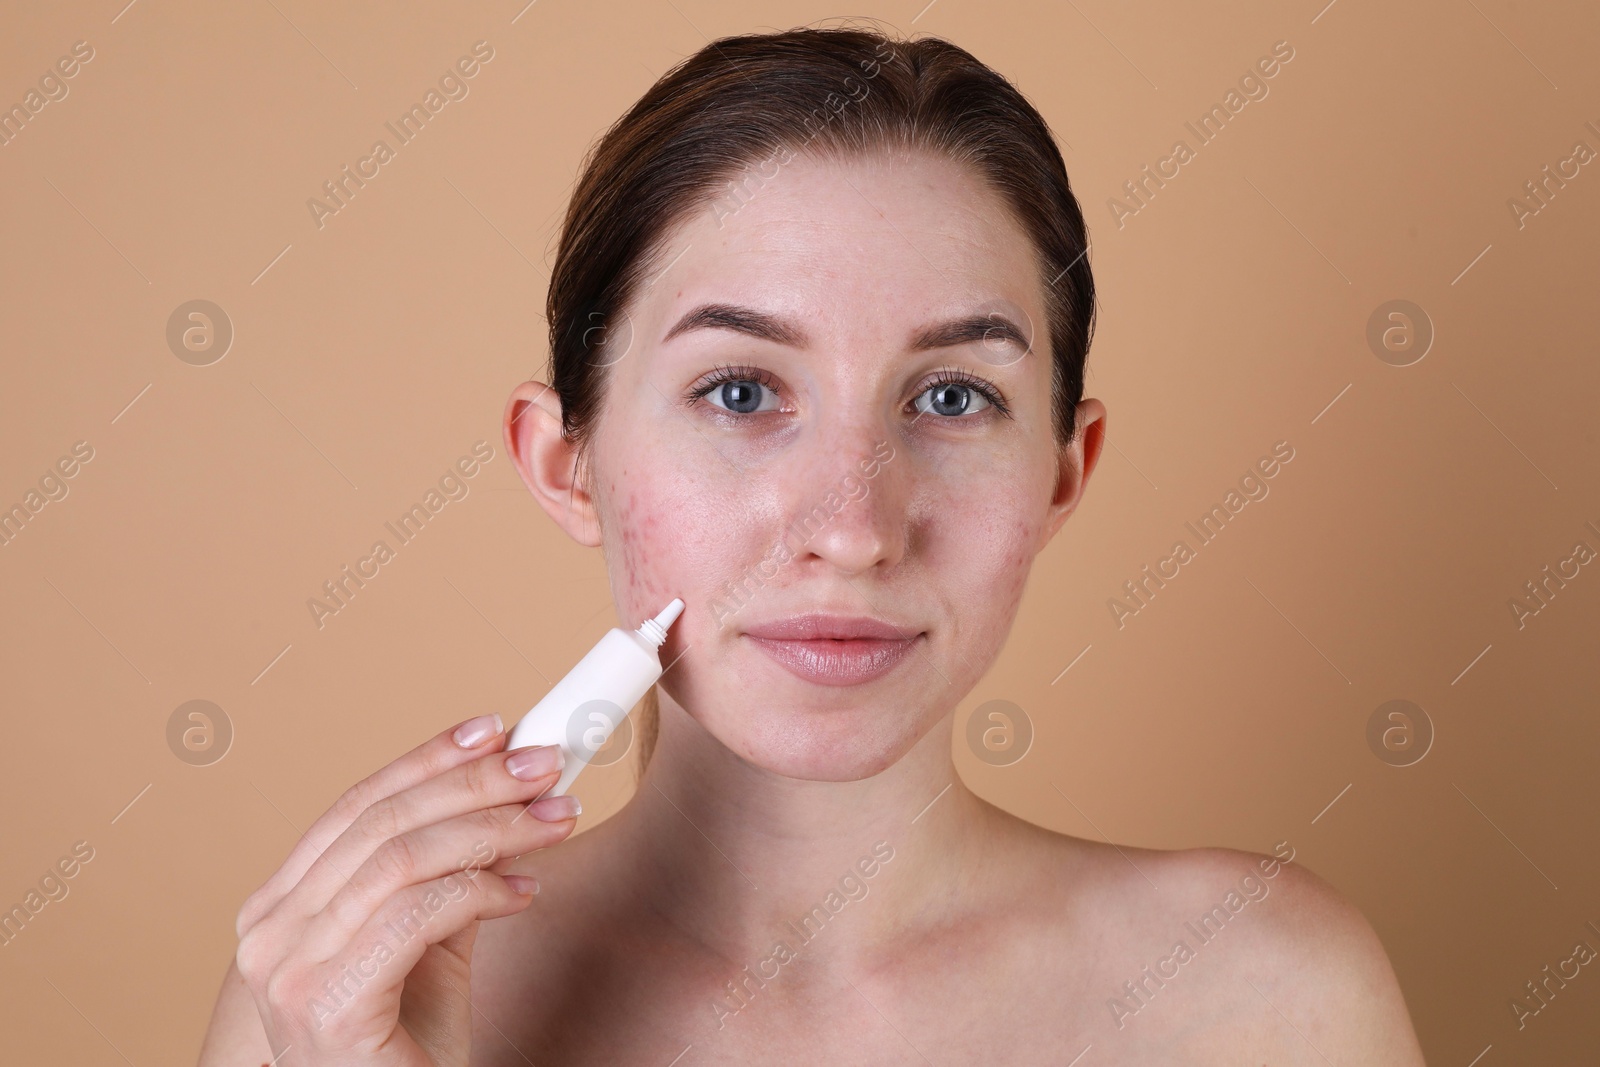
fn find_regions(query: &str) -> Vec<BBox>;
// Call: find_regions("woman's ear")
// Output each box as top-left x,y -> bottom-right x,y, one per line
1040,397 -> 1107,550
503,379 -> 603,547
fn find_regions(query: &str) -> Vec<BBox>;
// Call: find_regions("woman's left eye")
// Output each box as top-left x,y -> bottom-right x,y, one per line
913,382 -> 991,418
911,371 -> 1008,419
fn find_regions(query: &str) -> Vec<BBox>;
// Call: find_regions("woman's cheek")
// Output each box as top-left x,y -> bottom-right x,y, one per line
934,476 -> 1040,648
603,473 -> 751,650
604,480 -> 676,627
992,520 -> 1036,613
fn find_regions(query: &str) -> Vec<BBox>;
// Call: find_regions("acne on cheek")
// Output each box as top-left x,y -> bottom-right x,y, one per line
958,514 -> 1037,638
945,520 -> 1035,682
609,481 -> 669,616
605,477 -> 721,660
989,522 -> 1034,604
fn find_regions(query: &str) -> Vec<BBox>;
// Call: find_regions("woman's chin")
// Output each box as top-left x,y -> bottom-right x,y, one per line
715,709 -> 928,783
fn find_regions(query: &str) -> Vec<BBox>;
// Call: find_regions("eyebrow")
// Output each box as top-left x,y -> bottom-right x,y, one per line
660,302 -> 1032,356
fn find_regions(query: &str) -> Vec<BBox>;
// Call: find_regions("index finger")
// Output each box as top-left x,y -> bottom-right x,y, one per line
236,713 -> 510,938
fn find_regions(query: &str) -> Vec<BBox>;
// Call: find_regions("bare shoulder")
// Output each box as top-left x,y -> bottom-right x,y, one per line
1180,845 -> 1427,1066
992,812 -> 1426,1064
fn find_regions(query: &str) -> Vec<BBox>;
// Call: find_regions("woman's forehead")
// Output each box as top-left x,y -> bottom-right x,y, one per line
631,152 -> 1046,348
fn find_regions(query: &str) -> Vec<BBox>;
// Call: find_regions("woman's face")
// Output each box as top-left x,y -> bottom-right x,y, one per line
552,148 -> 1101,782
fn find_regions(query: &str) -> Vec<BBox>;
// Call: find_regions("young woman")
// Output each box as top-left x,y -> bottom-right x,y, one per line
200,24 -> 1426,1066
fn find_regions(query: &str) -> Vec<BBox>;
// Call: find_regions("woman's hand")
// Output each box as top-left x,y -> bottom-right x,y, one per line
232,714 -> 578,1066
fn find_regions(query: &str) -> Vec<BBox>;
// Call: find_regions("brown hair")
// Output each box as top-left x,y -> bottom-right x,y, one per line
541,21 -> 1096,778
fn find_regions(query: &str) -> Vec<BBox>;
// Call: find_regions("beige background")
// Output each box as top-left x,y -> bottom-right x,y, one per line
2,0 -> 1597,1062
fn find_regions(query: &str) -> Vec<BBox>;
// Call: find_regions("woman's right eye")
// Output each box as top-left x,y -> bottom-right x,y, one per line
703,379 -> 780,414
686,365 -> 785,415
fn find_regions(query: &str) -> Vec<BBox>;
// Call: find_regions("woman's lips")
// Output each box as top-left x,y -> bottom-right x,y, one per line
744,633 -> 921,686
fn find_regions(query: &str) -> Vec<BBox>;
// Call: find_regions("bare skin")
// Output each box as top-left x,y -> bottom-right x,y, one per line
197,148 -> 1426,1065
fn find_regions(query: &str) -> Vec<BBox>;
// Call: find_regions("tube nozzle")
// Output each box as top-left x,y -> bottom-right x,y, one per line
635,597 -> 685,648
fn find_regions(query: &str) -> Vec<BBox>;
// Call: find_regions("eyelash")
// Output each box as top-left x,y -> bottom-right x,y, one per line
682,363 -> 1012,418
683,363 -> 782,404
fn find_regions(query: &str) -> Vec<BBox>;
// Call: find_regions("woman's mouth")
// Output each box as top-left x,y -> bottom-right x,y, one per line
742,614 -> 923,686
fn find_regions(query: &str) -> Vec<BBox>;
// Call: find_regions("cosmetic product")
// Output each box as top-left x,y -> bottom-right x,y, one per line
506,598 -> 683,799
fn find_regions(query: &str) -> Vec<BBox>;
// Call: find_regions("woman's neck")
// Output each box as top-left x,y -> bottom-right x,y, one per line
595,689 -> 1001,971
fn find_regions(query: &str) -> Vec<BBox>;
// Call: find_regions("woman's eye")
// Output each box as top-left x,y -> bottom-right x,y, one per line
913,382 -> 992,418
703,379 -> 781,414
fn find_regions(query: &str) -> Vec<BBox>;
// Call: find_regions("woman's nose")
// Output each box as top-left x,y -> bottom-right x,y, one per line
780,431 -> 906,577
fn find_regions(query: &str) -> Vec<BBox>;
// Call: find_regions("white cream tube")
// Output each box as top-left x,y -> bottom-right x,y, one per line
506,597 -> 684,799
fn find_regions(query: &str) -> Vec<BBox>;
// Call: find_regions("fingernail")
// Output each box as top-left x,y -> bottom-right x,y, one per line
503,874 -> 540,896
506,744 -> 565,780
453,713 -> 503,748
526,793 -> 581,822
